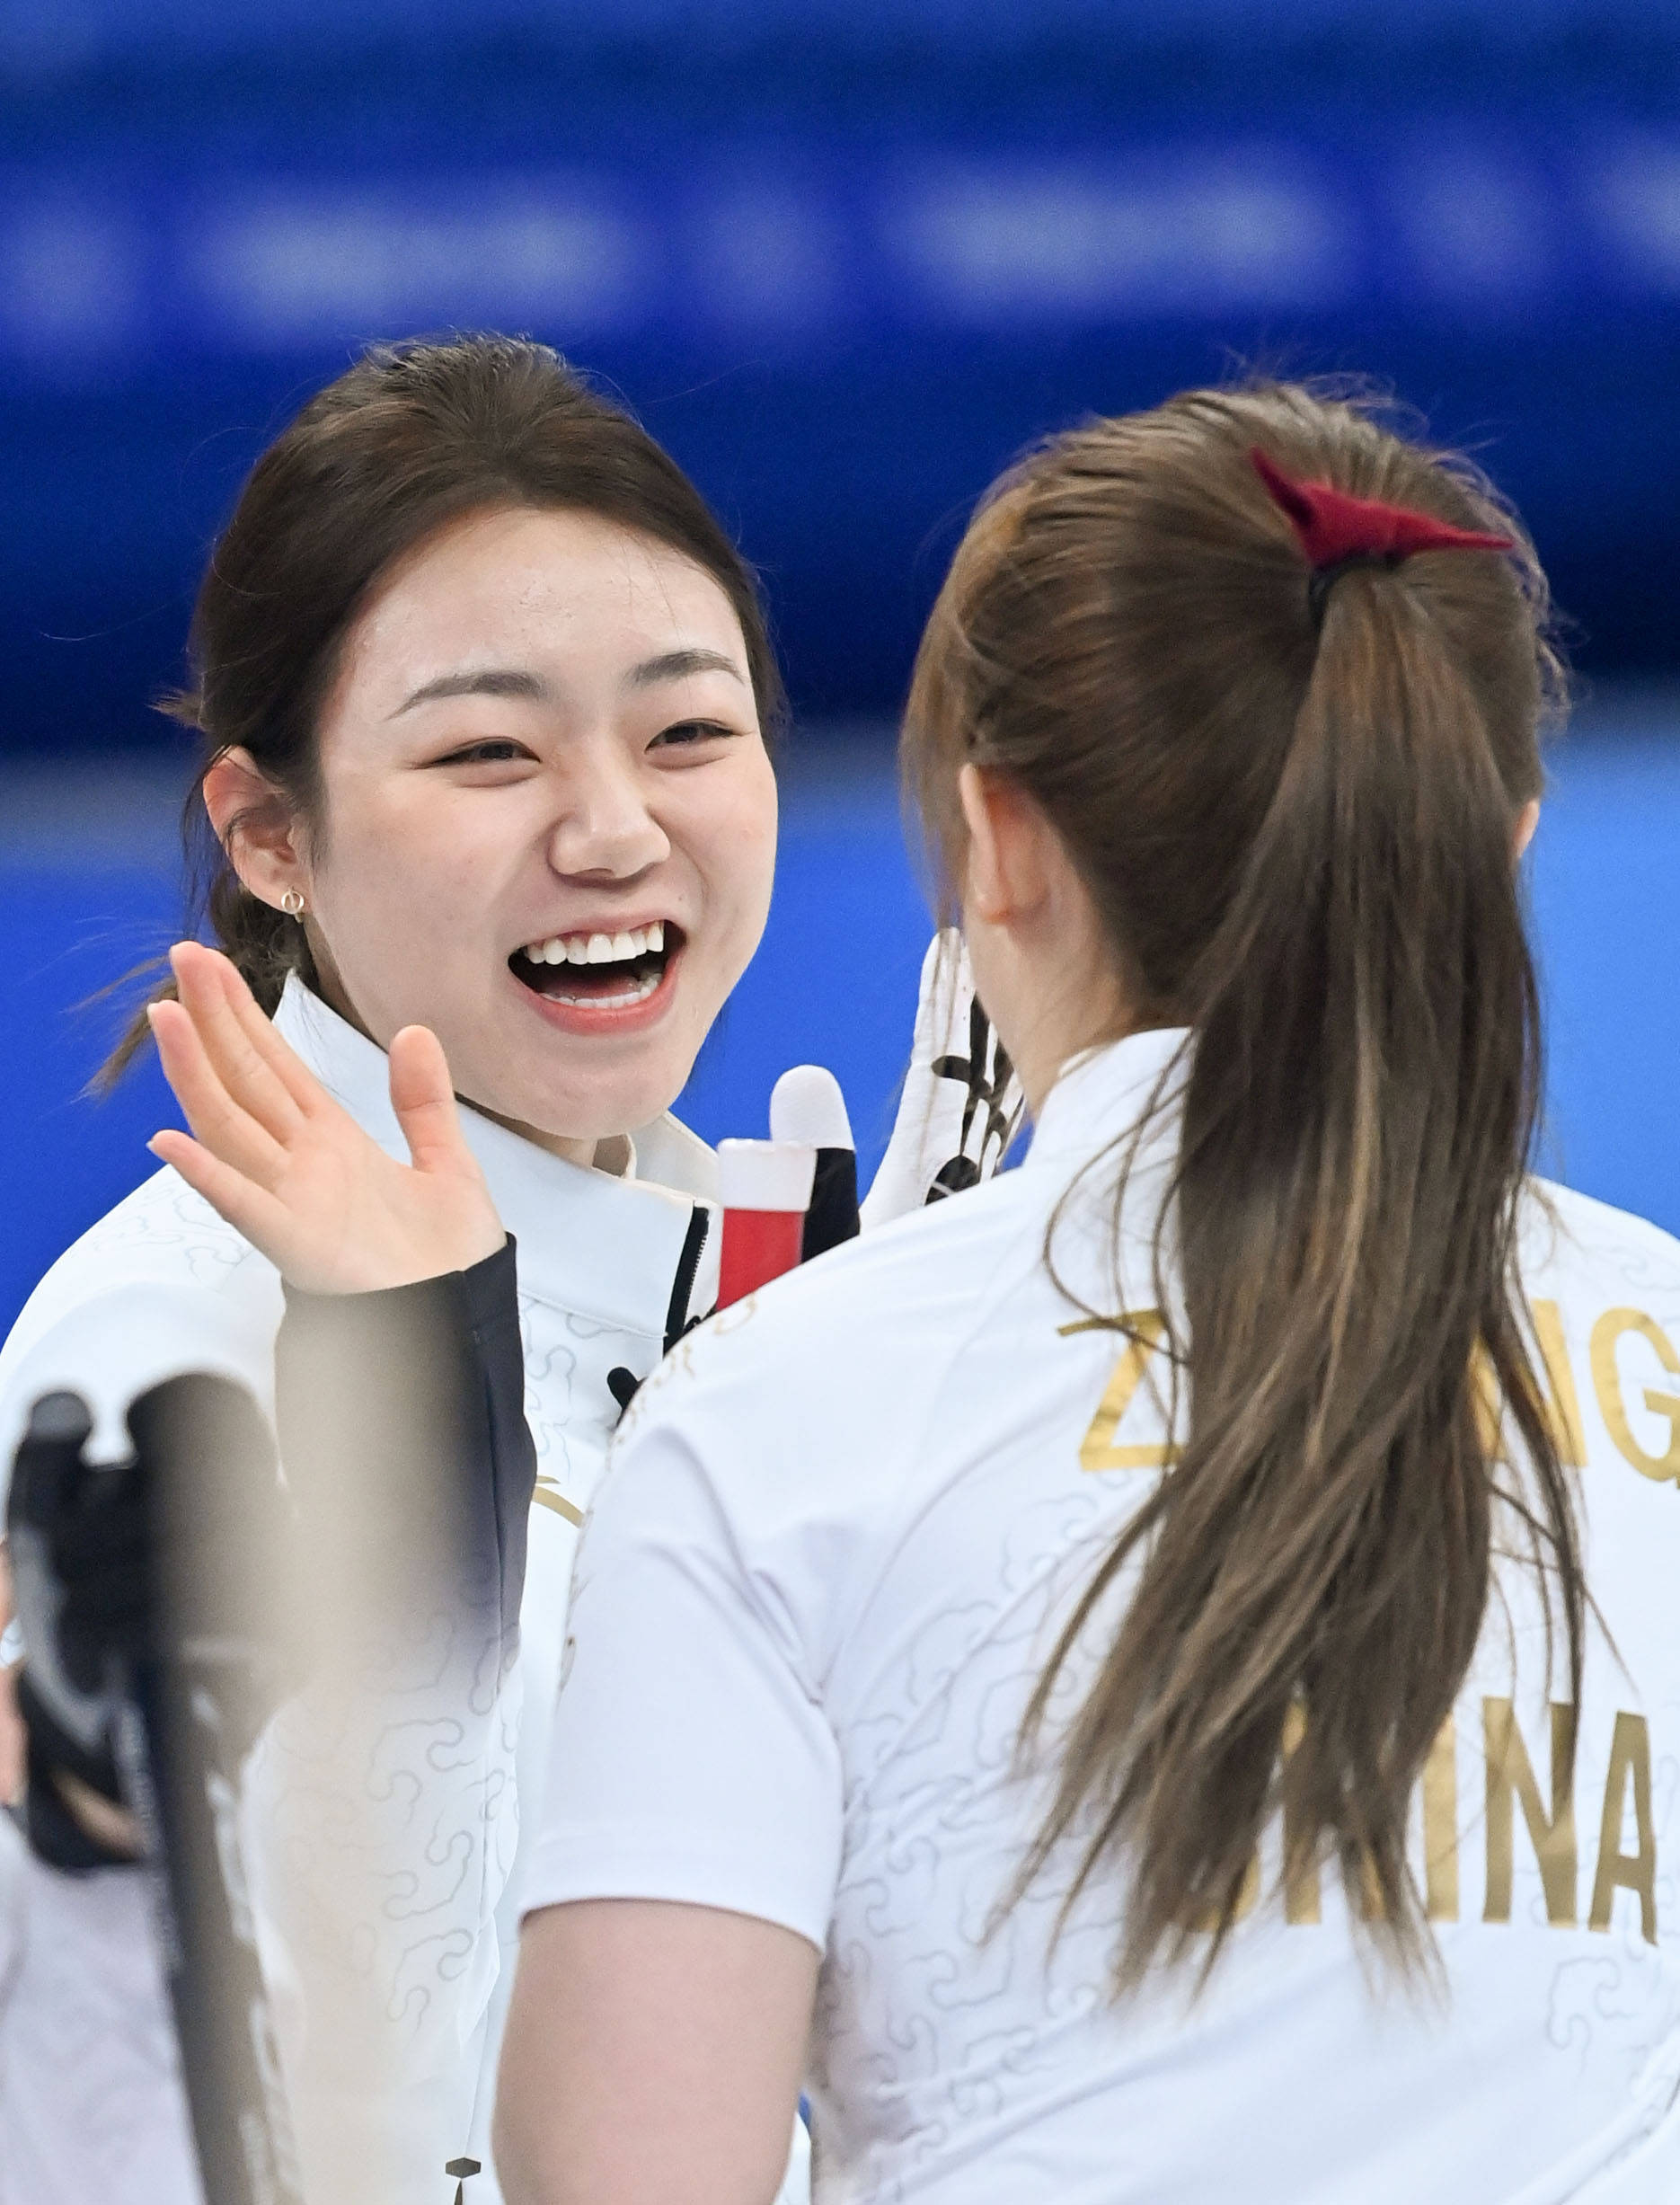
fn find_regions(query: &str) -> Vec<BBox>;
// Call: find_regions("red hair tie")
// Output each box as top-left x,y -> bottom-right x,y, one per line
1250,446 -> 1513,626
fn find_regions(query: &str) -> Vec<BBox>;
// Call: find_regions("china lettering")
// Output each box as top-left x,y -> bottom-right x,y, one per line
1208,1699 -> 1656,1945
1069,1298 -> 1680,1483
1066,1301 -> 1669,1944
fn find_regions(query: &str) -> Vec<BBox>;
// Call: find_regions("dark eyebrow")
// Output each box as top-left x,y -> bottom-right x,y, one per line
624,647 -> 747,690
392,668 -> 549,716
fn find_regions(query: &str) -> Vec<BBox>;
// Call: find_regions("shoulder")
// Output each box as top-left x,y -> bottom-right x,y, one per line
8,1163 -> 271,1329
1521,1177 -> 1680,1315
0,1165 -> 281,1480
634,1166 -> 1040,1426
606,1170 -> 1045,1592
579,1178 -> 1039,1688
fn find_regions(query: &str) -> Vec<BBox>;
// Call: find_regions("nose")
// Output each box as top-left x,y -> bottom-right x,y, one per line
544,739 -> 671,881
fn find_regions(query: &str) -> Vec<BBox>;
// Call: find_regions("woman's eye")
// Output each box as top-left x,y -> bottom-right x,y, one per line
651,719 -> 736,750
433,739 -> 532,766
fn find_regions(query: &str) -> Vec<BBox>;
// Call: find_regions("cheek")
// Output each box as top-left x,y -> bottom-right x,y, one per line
305,801 -> 504,989
674,758 -> 771,939
698,777 -> 778,963
314,796 -> 499,920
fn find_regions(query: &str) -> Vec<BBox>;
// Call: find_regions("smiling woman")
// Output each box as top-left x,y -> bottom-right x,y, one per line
0,336 -> 800,2205
196,500 -> 777,1162
103,342 -> 783,1162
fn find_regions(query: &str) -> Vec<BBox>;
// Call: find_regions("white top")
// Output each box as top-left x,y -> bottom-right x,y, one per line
0,978 -> 727,2205
531,1024 -> 1680,2205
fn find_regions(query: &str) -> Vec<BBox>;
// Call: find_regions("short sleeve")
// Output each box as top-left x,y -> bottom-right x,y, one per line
522,1415 -> 844,1956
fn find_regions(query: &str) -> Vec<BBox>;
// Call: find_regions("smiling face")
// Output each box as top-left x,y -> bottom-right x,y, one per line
219,505 -> 778,1158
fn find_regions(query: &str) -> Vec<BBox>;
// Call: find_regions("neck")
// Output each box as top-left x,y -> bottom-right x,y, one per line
480,1111 -> 632,1176
999,950 -> 1135,1116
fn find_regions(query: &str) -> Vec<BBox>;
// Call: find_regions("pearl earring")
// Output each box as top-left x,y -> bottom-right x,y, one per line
279,889 -> 306,918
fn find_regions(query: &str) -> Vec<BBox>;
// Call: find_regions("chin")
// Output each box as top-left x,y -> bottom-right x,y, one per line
473,943 -> 718,1146
490,1053 -> 690,1148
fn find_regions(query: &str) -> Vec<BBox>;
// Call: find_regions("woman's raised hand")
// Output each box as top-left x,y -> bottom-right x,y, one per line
147,943 -> 507,1296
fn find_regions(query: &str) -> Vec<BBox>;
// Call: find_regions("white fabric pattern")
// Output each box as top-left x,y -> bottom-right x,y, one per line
533,1024 -> 1680,2205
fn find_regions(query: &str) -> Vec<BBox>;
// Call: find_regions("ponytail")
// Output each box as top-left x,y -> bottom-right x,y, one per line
903,379 -> 1582,1988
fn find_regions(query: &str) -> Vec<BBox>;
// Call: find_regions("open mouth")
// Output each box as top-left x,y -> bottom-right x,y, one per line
508,920 -> 681,1011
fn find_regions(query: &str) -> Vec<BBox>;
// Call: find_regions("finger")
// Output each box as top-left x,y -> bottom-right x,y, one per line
386,1026 -> 486,1182
168,943 -> 314,1138
149,999 -> 290,1186
148,1129 -> 305,1262
913,931 -> 971,1065
199,943 -> 336,1118
909,932 -> 948,1058
171,941 -> 314,1120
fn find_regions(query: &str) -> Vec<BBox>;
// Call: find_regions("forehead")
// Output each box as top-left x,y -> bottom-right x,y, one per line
333,504 -> 747,707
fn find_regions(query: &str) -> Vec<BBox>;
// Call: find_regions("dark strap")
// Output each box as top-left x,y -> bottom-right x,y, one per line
609,1203 -> 716,1423
802,1147 -> 860,1262
663,1203 -> 712,1352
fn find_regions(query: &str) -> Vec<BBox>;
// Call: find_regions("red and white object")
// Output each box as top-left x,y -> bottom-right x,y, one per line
716,1138 -> 817,1310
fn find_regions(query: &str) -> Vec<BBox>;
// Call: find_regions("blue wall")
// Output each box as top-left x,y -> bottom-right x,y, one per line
5,2 -> 1678,1330
3,0 -> 1679,748
3,715 -> 1677,1337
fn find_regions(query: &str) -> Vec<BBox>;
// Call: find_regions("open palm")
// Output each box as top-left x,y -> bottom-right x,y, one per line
148,943 -> 506,1296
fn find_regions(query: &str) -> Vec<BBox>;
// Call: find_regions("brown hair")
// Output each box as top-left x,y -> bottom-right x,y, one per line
904,380 -> 1582,1988
102,333 -> 783,1082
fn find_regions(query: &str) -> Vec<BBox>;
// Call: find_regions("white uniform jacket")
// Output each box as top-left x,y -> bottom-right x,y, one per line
0,976 -> 793,2205
533,1024 -> 1680,2205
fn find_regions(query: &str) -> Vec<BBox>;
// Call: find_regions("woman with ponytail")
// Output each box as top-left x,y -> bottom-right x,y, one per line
495,382 -> 1680,2203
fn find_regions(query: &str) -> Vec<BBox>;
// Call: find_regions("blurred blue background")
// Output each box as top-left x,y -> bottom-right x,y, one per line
2,0 -> 1678,1327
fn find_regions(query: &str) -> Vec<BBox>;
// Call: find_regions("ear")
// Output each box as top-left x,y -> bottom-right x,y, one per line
202,749 -> 309,912
1513,797 -> 1541,865
957,764 -> 1053,927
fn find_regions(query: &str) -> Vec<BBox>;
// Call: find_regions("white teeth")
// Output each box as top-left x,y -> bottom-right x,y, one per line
520,924 -> 672,967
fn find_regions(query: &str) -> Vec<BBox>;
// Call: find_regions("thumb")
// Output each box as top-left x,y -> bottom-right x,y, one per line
387,1025 -> 480,1181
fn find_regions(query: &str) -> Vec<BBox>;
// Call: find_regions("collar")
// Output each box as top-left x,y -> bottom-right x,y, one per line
274,979 -> 716,1336
1022,1024 -> 1192,1179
